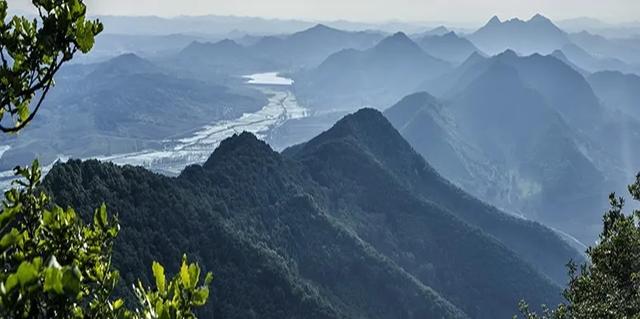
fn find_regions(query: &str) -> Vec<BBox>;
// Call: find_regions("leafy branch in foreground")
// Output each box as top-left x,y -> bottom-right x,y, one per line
0,0 -> 103,132
517,174 -> 640,319
0,160 -> 213,318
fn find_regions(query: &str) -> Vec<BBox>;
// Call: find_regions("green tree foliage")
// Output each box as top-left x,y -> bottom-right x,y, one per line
0,0 -> 103,132
518,174 -> 640,319
0,160 -> 213,318
0,1 -> 213,317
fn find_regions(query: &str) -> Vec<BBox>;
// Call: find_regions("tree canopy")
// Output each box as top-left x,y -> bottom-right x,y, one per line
518,174 -> 640,318
0,1 -> 213,318
0,0 -> 102,132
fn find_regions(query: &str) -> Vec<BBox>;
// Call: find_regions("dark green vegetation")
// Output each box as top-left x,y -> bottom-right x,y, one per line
44,108 -> 584,318
0,161 -> 212,318
0,0 -> 102,132
0,1 -> 212,317
519,177 -> 640,318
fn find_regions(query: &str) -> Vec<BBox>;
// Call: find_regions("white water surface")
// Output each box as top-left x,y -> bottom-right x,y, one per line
243,72 -> 294,85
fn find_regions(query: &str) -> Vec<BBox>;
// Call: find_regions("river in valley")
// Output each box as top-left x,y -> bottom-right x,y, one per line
97,72 -> 306,175
0,72 -> 307,187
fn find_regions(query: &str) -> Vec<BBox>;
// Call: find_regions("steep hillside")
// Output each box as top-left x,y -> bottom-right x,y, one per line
388,65 -> 610,243
43,110 -> 574,319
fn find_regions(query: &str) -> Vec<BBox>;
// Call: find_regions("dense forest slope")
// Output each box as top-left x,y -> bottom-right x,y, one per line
43,109 -> 579,318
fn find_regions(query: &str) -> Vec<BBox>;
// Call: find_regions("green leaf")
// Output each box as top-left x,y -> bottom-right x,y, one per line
62,266 -> 81,295
75,17 -> 96,53
0,206 -> 19,228
204,272 -> 214,286
193,287 -> 210,306
180,257 -> 191,288
113,298 -> 124,310
94,203 -> 108,227
17,261 -> 38,287
188,263 -> 200,289
0,228 -> 21,249
152,261 -> 166,294
5,274 -> 18,292
44,267 -> 63,294
17,102 -> 30,123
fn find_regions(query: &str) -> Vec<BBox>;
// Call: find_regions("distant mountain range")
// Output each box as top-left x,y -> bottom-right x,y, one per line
468,14 -> 570,55
250,24 -> 385,68
172,39 -> 282,77
417,31 -> 483,64
44,109 -> 582,319
294,32 -> 451,110
166,24 -> 385,78
553,43 -> 638,75
569,31 -> 640,65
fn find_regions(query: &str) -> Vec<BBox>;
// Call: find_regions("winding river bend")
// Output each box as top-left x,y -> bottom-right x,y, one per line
97,72 -> 307,174
0,72 -> 306,187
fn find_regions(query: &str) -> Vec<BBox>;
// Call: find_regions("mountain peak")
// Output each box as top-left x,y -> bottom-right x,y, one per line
498,49 -> 519,58
551,49 -> 568,60
298,23 -> 341,36
488,15 -> 502,26
529,13 -> 551,23
386,92 -> 440,117
91,53 -> 157,77
458,50 -> 488,69
215,38 -> 241,46
426,26 -> 450,36
374,32 -> 420,52
306,108 -> 398,146
441,31 -> 459,39
390,31 -> 412,41
340,108 -> 389,128
108,53 -> 146,64
203,132 -> 276,169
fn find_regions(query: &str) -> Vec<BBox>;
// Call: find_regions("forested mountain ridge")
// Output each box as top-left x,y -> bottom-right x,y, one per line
43,109 -> 580,318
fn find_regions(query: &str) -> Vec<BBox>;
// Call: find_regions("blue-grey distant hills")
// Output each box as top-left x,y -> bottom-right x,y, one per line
393,50 -> 633,243
251,24 -> 385,68
569,31 -> 640,65
554,43 -> 640,75
295,32 -> 451,110
411,26 -> 451,39
589,71 -> 640,120
417,31 -> 484,64
468,14 -> 570,55
172,39 -> 282,77
169,24 -> 385,78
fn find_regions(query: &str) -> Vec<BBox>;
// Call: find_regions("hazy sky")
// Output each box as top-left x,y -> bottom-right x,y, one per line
8,0 -> 640,24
